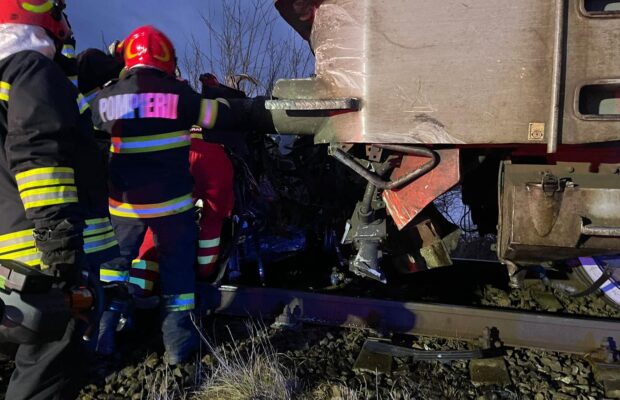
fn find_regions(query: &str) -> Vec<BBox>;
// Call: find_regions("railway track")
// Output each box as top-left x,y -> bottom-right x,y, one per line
204,284 -> 620,355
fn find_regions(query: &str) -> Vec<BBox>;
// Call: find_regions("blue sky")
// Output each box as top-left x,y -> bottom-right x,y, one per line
68,0 -> 211,52
66,0 -> 309,81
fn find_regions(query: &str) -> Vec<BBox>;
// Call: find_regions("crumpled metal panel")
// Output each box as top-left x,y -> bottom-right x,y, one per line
383,149 -> 460,230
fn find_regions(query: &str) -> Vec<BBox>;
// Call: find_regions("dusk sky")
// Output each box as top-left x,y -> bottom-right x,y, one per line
66,1 -> 308,79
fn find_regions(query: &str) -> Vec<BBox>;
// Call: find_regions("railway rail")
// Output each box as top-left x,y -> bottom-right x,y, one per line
204,284 -> 620,356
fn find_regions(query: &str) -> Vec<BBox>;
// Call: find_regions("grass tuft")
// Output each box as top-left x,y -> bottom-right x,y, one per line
193,321 -> 298,400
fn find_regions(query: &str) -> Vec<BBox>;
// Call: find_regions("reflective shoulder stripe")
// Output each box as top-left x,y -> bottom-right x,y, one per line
109,130 -> 190,154
61,44 -> 76,59
77,93 -> 90,114
197,99 -> 219,129
0,81 -> 11,102
84,88 -> 100,106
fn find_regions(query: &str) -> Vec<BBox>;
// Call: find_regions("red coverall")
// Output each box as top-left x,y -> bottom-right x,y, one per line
129,133 -> 234,296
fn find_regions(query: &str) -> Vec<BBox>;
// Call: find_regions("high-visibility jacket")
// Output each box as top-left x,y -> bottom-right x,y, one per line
91,68 -> 232,219
0,50 -> 117,267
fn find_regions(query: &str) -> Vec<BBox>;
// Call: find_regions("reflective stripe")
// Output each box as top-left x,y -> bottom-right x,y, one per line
131,259 -> 159,272
109,130 -> 190,154
68,75 -> 78,87
15,167 -> 75,191
0,219 -> 116,267
100,268 -> 129,283
197,99 -> 218,129
84,217 -> 114,237
84,231 -> 118,254
163,293 -> 194,312
129,276 -> 155,291
77,93 -> 90,114
0,229 -> 36,254
0,246 -> 41,267
198,238 -> 220,248
0,81 -> 10,101
21,1 -> 54,13
84,89 -> 100,106
197,255 -> 217,265
109,194 -> 194,219
19,185 -> 78,210
190,133 -> 202,140
61,44 -> 76,59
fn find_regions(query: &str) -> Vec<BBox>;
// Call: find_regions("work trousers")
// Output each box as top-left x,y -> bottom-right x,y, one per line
111,210 -> 198,308
6,319 -> 78,400
4,240 -> 119,398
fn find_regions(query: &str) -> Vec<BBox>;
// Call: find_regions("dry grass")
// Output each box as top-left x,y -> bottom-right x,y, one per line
193,321 -> 297,400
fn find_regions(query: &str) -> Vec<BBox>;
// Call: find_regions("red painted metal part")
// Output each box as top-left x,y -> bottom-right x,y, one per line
274,0 -> 323,41
383,149 -> 460,230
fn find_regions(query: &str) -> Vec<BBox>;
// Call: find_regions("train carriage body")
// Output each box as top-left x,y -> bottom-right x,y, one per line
270,0 -> 620,276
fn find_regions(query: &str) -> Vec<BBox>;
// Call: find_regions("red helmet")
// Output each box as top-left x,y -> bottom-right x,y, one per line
0,0 -> 70,41
123,25 -> 176,76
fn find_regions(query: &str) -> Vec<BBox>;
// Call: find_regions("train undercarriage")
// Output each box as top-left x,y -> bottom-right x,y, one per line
209,0 -> 620,310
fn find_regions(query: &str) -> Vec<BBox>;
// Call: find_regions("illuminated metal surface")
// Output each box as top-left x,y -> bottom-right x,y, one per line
209,285 -> 620,355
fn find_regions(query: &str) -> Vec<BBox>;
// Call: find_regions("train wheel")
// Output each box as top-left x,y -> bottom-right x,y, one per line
573,257 -> 620,310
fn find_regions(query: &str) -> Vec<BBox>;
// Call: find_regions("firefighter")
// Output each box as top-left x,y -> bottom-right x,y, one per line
129,127 -> 235,299
0,1 -> 120,398
91,25 -> 243,364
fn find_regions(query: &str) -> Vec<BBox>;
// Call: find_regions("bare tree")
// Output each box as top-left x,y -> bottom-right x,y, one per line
182,0 -> 313,96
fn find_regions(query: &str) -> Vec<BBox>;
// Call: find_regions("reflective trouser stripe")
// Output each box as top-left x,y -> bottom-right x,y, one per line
197,236 -> 220,266
109,130 -> 190,154
0,81 -> 10,101
197,99 -> 218,129
197,255 -> 217,265
84,231 -> 118,254
100,268 -> 129,283
198,238 -> 220,248
109,194 -> 194,219
129,260 -> 159,294
163,293 -> 194,312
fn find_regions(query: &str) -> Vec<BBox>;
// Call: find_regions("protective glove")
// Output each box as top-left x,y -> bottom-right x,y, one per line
107,39 -> 125,63
33,218 -> 86,287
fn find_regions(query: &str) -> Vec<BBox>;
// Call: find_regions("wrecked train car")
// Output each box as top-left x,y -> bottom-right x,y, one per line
269,0 -> 620,284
